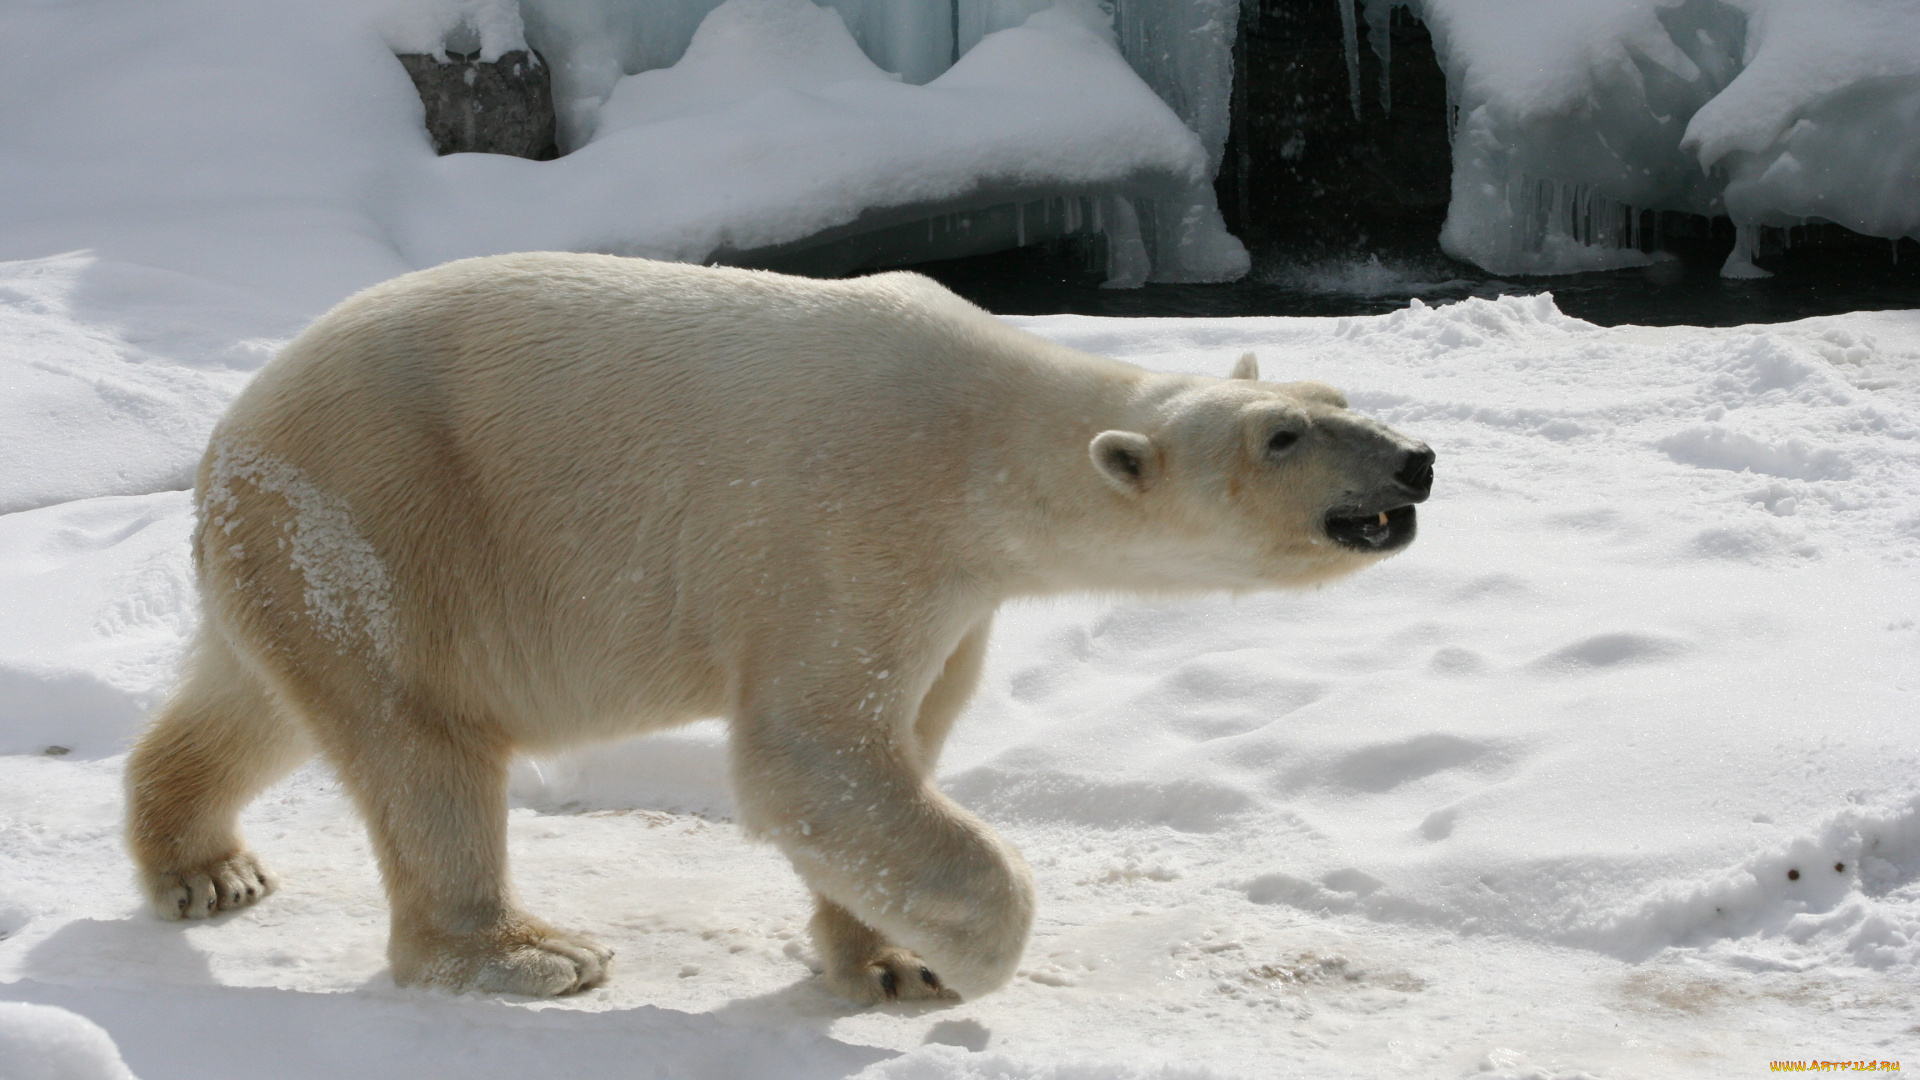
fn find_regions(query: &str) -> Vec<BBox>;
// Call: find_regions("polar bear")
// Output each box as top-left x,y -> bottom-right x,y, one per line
125,253 -> 1432,1004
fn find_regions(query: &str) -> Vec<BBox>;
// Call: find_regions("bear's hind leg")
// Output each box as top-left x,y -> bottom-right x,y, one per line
126,629 -> 313,919
319,704 -> 612,996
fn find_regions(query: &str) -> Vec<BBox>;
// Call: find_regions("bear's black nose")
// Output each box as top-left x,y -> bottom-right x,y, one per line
1393,447 -> 1435,501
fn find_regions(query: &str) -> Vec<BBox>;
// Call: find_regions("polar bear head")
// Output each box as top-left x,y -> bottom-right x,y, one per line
1086,353 -> 1433,590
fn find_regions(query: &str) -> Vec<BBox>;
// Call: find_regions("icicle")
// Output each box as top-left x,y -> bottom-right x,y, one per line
1511,174 -> 1649,260
1016,201 -> 1026,247
1721,222 -> 1774,279
1339,0 -> 1361,121
1101,195 -> 1150,288
1365,0 -> 1392,117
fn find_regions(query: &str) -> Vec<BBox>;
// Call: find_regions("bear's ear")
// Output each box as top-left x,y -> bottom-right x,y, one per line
1229,352 -> 1260,380
1089,430 -> 1160,495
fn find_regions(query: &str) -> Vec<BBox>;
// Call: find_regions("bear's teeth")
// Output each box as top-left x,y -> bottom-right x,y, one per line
1377,511 -> 1388,526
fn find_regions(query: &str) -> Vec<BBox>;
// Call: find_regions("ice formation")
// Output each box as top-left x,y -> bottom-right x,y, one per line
1387,0 -> 1920,277
420,0 -> 1912,282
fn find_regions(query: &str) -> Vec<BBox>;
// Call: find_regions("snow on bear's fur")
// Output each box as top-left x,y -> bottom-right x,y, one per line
124,254 -> 1434,1003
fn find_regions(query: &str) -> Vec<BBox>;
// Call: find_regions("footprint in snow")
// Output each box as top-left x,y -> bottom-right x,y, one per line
1531,632 -> 1687,673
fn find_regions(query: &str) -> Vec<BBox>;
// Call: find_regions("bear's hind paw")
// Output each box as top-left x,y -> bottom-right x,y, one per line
400,923 -> 614,998
473,929 -> 613,997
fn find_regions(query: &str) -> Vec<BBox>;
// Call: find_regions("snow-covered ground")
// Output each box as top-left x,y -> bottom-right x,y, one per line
3,277 -> 1917,1078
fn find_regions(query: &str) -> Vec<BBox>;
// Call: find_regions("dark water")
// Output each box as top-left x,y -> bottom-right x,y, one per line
915,236 -> 1920,326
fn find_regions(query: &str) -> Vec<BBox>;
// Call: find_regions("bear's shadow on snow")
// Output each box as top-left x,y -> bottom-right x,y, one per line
0,978 -> 898,1080
20,915 -> 218,987
13,920 -> 935,1077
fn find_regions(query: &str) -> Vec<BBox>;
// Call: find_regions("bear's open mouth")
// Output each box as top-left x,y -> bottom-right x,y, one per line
1324,504 -> 1418,552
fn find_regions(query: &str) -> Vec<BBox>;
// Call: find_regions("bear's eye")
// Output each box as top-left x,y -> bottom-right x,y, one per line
1266,430 -> 1301,455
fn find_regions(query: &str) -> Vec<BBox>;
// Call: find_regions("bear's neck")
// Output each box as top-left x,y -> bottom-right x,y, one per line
962,343 -> 1182,599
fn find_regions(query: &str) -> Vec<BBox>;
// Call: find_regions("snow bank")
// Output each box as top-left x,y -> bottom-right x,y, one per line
1405,0 -> 1920,276
402,0 -> 1247,284
0,0 -> 1241,308
517,0 -> 1244,279
0,1002 -> 138,1080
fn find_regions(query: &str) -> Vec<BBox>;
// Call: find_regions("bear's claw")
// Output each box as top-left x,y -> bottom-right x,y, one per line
147,851 -> 275,920
834,946 -> 958,1006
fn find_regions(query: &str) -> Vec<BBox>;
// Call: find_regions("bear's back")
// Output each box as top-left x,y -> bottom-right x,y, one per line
195,255 -> 1070,729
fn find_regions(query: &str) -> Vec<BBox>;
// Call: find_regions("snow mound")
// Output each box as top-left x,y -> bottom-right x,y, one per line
1592,794 -> 1920,968
597,0 -> 898,132
1409,0 -> 1920,276
0,1002 -> 138,1080
1335,291 -> 1598,349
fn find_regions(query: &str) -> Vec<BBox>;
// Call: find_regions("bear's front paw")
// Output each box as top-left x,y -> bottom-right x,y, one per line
145,851 -> 275,920
825,945 -> 959,1006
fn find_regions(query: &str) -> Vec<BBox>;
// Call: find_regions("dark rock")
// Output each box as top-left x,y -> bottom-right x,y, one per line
397,49 -> 557,160
1218,0 -> 1452,253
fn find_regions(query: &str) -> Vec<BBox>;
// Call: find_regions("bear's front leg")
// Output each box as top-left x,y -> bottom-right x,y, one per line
733,665 -> 1034,1004
801,619 -> 995,1003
